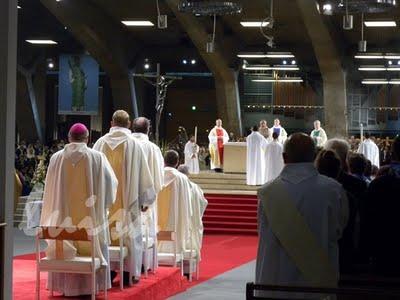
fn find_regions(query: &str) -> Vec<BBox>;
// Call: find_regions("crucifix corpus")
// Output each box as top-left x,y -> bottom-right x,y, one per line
133,63 -> 181,144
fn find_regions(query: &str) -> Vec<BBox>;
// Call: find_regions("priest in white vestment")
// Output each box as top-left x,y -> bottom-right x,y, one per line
178,165 -> 208,260
40,123 -> 118,296
310,120 -> 328,147
259,120 -> 270,140
256,133 -> 348,298
132,117 -> 164,270
93,111 -> 156,283
208,119 -> 229,171
184,135 -> 200,174
264,132 -> 284,183
270,118 -> 288,144
158,151 -> 192,259
246,126 -> 268,185
358,132 -> 380,168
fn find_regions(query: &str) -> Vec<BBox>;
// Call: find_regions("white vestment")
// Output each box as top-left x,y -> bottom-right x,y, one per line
93,127 -> 156,279
271,126 -> 288,144
246,131 -> 268,185
188,181 -> 208,260
208,127 -> 229,170
310,128 -> 328,147
132,132 -> 164,269
184,141 -> 200,174
264,140 -> 284,183
158,167 -> 192,255
358,138 -> 380,168
40,143 -> 118,296
256,163 -> 348,298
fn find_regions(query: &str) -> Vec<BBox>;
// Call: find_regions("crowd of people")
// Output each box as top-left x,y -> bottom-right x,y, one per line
256,130 -> 400,296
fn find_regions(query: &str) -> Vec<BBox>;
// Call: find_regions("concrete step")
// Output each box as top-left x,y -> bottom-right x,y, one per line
190,172 -> 246,180
203,215 -> 256,223
191,178 -> 246,185
198,183 -> 257,191
203,220 -> 257,230
205,208 -> 257,217
204,227 -> 258,235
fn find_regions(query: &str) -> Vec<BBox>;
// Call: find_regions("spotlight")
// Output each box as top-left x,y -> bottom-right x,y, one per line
389,60 -> 393,65
182,59 -> 187,65
322,3 -> 333,15
192,106 -> 197,111
48,62 -> 54,69
282,60 -> 287,65
191,59 -> 196,65
291,60 -> 296,65
144,63 -> 150,70
397,61 -> 400,65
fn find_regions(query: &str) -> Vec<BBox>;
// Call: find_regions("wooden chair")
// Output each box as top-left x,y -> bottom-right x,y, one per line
142,220 -> 157,277
35,226 -> 108,300
108,221 -> 130,290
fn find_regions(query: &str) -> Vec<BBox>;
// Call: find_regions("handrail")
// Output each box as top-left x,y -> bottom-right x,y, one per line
246,282 -> 400,299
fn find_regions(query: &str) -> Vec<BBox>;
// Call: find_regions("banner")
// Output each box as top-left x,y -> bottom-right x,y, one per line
58,54 -> 99,115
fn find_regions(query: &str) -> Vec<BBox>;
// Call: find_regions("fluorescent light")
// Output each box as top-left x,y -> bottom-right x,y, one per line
122,20 -> 154,27
389,80 -> 400,84
358,66 -> 386,71
26,40 -> 57,45
237,52 -> 294,58
17,5 -> 21,9
244,65 -> 299,71
253,78 -> 303,83
364,21 -> 397,27
240,21 -> 269,27
355,54 -> 385,59
388,67 -> 400,71
362,79 -> 388,85
384,54 -> 400,59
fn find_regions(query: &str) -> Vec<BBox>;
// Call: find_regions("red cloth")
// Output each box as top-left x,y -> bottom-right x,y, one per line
216,128 -> 224,165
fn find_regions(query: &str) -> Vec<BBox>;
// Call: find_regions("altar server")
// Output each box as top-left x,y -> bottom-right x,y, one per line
184,135 -> 200,174
132,117 -> 164,269
93,110 -> 156,283
40,123 -> 118,296
271,118 -> 288,144
246,125 -> 268,185
310,120 -> 328,147
358,132 -> 380,168
208,119 -> 229,171
158,151 -> 192,257
264,132 -> 284,183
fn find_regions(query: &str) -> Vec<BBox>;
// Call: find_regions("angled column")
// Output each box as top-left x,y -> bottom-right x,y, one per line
166,0 -> 242,135
0,0 -> 17,299
41,0 -> 139,118
297,0 -> 348,137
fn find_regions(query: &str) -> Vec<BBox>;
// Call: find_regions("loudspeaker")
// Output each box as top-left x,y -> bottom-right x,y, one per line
343,15 -> 353,30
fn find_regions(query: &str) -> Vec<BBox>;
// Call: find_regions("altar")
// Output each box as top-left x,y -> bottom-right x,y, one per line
223,142 -> 247,174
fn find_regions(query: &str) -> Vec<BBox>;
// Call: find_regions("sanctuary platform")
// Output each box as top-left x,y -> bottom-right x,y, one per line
190,172 -> 259,235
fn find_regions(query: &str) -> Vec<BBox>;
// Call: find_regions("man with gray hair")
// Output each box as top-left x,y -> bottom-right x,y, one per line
310,120 -> 328,147
324,138 -> 368,273
256,133 -> 348,297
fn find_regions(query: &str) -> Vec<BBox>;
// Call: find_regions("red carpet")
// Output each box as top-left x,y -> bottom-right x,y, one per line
203,194 -> 258,235
13,235 -> 258,299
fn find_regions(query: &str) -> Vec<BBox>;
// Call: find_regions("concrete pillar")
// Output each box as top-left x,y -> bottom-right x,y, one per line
0,0 -> 17,299
297,0 -> 348,137
166,0 -> 242,135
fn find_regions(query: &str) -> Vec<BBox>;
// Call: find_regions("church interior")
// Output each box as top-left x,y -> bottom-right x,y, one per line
2,0 -> 400,299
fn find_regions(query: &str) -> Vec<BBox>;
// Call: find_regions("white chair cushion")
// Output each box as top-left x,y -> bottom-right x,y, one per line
39,256 -> 101,273
108,246 -> 128,261
157,253 -> 183,266
142,237 -> 155,248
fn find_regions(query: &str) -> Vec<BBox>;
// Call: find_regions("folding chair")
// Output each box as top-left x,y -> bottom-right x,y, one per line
35,226 -> 108,300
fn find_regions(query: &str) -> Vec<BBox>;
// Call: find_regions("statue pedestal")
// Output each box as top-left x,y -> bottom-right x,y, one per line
223,142 -> 247,174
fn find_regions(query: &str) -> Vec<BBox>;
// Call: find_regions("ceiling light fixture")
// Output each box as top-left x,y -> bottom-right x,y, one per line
361,79 -> 388,84
364,20 -> 397,27
358,66 -> 387,71
26,40 -> 58,45
253,77 -> 303,83
243,65 -> 299,71
191,59 -> 196,65
122,20 -> 154,26
237,52 -> 294,58
240,21 -> 269,27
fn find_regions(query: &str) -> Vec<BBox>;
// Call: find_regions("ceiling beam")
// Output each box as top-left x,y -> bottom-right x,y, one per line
297,0 -> 348,137
165,0 -> 242,134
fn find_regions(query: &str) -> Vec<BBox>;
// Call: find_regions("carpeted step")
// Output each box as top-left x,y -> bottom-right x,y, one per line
206,202 -> 258,211
205,197 -> 258,205
205,208 -> 257,217
203,215 -> 257,223
203,220 -> 257,230
204,227 -> 258,235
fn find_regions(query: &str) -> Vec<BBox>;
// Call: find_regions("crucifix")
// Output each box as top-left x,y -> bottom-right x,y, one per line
133,63 -> 181,144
